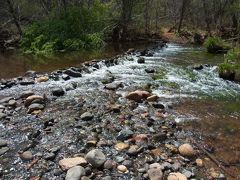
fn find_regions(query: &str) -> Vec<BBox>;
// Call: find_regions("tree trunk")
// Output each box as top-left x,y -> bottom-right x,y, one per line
202,0 -> 212,36
6,0 -> 22,36
177,0 -> 188,33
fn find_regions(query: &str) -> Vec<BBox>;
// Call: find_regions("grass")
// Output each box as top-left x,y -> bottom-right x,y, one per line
204,37 -> 231,53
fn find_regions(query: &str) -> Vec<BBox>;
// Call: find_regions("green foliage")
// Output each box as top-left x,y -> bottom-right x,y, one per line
219,47 -> 240,75
20,1 -> 108,55
152,69 -> 167,80
204,37 -> 231,53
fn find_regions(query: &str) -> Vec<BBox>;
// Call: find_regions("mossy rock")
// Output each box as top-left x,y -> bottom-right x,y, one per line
204,37 -> 231,54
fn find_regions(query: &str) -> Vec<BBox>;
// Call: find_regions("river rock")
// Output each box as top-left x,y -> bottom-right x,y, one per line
52,87 -> 65,96
19,80 -> 35,86
153,133 -> 167,142
137,57 -> 145,64
27,103 -> 44,114
0,147 -> 9,155
178,143 -> 195,157
114,142 -> 129,151
0,112 -> 6,119
117,165 -> 128,173
0,97 -> 13,104
126,90 -> 151,102
59,157 -> 87,171
85,149 -> 106,168
62,74 -> 70,81
0,139 -> 8,147
64,69 -> 82,77
147,168 -> 163,180
196,158 -> 204,167
147,95 -> 158,102
20,91 -> 34,99
65,166 -> 85,180
8,99 -> 17,107
167,172 -> 187,180
20,151 -> 33,160
116,129 -> 134,141
145,69 -> 155,73
25,95 -> 44,107
36,76 -> 49,82
104,160 -> 116,170
80,112 -> 93,121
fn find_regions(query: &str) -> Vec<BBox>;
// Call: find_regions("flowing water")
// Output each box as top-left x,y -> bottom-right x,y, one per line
1,43 -> 240,178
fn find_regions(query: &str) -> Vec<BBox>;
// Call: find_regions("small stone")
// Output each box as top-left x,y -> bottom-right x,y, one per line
0,147 -> 9,155
80,112 -> 94,121
149,163 -> 162,170
27,103 -> 44,114
116,129 -> 134,141
0,139 -> 8,147
64,69 -> 82,77
117,165 -> 128,173
20,80 -> 35,85
137,57 -> 145,64
52,87 -> 65,97
21,151 -> 33,160
153,133 -> 167,142
59,157 -> 87,171
85,149 -> 106,168
126,90 -> 151,102
0,97 -> 13,104
102,176 -> 112,180
147,95 -> 158,102
62,74 -> 70,81
0,112 -> 6,119
104,160 -> 116,170
151,148 -> 162,157
178,144 -> 195,157
152,103 -> 165,109
182,169 -> 193,178
145,69 -> 155,73
114,143 -> 129,151
127,145 -> 141,156
122,160 -> 133,168
8,99 -> 17,107
20,91 -> 34,99
147,168 -> 163,180
36,76 -> 49,82
25,95 -> 44,107
44,152 -> 56,161
196,158 -> 204,167
65,166 -> 85,180
167,172 -> 187,180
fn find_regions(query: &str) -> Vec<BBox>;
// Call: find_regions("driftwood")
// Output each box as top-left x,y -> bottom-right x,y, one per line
26,158 -> 39,170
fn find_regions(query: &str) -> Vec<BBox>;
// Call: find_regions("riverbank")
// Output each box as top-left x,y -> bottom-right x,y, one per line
0,43 -> 240,179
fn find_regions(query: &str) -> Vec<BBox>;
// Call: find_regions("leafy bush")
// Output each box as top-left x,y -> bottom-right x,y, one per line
20,1 -> 108,55
219,47 -> 240,81
204,37 -> 231,53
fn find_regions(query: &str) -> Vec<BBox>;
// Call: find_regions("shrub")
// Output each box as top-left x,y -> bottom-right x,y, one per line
219,47 -> 240,81
20,1 -> 108,55
204,37 -> 231,53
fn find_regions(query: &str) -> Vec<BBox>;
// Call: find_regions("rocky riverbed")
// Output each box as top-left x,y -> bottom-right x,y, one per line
0,43 -> 239,180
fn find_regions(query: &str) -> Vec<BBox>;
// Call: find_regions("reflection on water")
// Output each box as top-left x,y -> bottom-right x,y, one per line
0,42 -> 153,79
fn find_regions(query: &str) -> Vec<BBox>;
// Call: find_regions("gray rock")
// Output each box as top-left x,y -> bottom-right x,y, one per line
85,149 -> 106,168
27,103 -> 44,114
52,87 -> 65,96
122,160 -> 133,168
0,97 -> 13,104
21,151 -> 33,160
102,176 -> 112,180
80,112 -> 94,121
44,152 -> 56,161
8,100 -> 17,107
64,69 -> 82,78
182,169 -> 193,178
0,147 -> 9,156
147,168 -> 163,180
116,129 -> 134,141
20,80 -> 35,85
20,91 -> 34,99
0,112 -> 6,119
0,139 -> 8,147
65,166 -> 85,180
